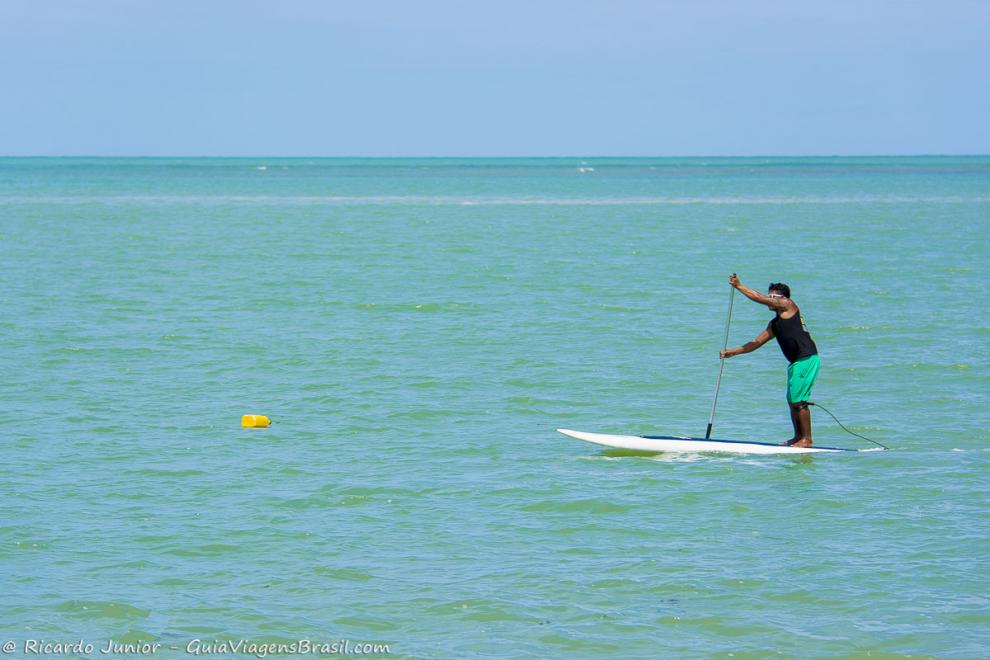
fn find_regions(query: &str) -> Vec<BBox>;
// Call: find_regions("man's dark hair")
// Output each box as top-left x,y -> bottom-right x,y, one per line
768,282 -> 791,298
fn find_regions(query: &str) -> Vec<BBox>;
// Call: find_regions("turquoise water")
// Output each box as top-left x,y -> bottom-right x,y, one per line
2,157 -> 989,658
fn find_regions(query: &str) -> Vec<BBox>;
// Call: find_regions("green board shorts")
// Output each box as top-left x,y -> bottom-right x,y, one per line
787,354 -> 820,404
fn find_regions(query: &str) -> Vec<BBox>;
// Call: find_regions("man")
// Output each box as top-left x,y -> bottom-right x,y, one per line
719,275 -> 820,447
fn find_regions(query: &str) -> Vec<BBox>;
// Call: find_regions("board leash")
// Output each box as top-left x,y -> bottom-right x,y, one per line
807,402 -> 889,450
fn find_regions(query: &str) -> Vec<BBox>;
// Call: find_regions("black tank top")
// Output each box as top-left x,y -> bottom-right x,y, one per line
769,310 -> 818,363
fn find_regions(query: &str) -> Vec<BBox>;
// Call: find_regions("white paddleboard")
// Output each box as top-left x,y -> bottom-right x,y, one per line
557,428 -> 859,455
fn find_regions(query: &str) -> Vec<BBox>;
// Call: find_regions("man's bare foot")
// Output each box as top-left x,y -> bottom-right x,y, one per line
788,438 -> 813,448
779,437 -> 800,446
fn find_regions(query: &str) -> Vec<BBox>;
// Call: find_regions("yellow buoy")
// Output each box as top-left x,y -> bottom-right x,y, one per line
241,414 -> 271,428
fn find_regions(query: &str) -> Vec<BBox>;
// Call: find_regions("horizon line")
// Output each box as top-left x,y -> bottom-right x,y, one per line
2,153 -> 989,159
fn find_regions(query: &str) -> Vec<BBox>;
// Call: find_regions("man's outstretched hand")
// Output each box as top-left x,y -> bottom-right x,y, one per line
729,273 -> 740,288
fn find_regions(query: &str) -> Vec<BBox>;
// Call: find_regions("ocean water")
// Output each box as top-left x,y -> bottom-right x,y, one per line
1,157 -> 988,658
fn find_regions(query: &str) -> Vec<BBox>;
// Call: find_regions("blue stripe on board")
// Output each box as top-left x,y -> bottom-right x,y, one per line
640,436 -> 856,452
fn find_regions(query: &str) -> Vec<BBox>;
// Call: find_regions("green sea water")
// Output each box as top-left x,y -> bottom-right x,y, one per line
1,157 -> 989,658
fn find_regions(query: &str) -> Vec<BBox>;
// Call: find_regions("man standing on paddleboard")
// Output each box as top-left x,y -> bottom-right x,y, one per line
719,275 -> 820,447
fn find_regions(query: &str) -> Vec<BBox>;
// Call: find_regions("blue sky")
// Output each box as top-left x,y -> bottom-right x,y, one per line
1,0 -> 987,156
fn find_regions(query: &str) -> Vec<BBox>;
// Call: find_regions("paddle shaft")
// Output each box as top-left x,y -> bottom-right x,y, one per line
706,280 -> 736,439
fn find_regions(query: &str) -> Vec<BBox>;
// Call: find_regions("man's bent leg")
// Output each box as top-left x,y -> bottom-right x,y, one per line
788,405 -> 801,441
785,356 -> 819,447
789,402 -> 813,447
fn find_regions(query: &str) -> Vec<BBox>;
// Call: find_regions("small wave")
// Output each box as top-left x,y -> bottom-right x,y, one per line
521,498 -> 632,514
54,600 -> 150,620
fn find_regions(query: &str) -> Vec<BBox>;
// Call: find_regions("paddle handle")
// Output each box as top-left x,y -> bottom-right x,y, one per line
706,278 -> 736,439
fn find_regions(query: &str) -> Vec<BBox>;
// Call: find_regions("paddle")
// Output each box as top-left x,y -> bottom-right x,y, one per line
706,274 -> 736,439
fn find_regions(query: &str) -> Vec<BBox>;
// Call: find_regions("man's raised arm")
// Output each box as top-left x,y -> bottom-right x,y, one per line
729,274 -> 790,311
